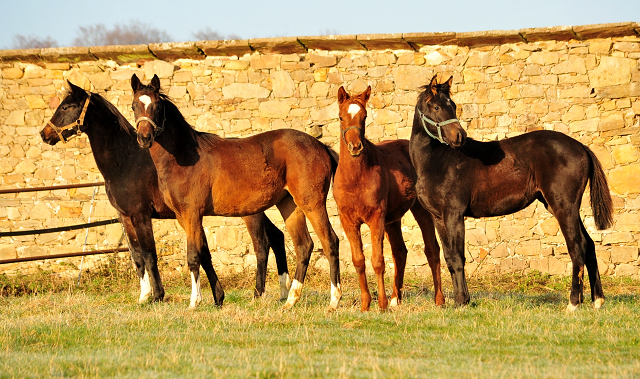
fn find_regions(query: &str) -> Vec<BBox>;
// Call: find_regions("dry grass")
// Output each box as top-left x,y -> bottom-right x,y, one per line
1,256 -> 639,378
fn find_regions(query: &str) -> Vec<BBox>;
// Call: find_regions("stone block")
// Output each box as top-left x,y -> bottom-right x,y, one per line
144,60 -> 175,78
372,109 -> 402,125
222,83 -> 270,99
90,44 -> 155,64
615,264 -> 639,277
271,71 -> 295,98
589,56 -> 635,88
515,240 -> 541,256
602,232 -> 635,245
307,53 -> 337,68
609,163 -> 640,194
612,144 -> 640,164
392,66 -> 433,91
2,67 -> 24,79
258,101 -> 291,119
548,257 -> 568,275
610,246 -> 638,264
299,35 -> 365,51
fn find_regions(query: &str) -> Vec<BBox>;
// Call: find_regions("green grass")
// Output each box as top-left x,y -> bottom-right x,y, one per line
1,259 -> 639,378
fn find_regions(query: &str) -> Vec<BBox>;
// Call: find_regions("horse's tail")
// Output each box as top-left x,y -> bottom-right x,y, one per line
324,144 -> 339,177
584,145 -> 614,230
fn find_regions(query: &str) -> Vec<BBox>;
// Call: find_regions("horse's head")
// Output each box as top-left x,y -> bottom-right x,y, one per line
415,75 -> 466,148
40,81 -> 91,145
131,74 -> 165,149
337,85 -> 371,157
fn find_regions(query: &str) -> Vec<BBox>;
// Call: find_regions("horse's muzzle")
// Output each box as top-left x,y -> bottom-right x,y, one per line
348,141 -> 363,156
137,133 -> 154,149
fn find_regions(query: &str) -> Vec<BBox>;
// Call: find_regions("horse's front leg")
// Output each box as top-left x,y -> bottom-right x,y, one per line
369,214 -> 389,311
434,213 -> 469,306
341,217 -> 370,311
181,214 -> 224,308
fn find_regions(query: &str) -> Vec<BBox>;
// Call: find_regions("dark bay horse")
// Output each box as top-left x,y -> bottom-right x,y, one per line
409,75 -> 613,311
40,81 -> 290,303
333,86 -> 444,311
130,74 -> 341,310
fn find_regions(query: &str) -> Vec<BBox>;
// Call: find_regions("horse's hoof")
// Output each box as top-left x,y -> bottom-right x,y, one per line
282,300 -> 295,310
566,302 -> 579,312
389,297 -> 399,308
594,298 -> 605,309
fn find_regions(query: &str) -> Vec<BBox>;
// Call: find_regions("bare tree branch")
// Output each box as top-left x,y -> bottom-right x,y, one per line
12,34 -> 58,49
193,27 -> 241,41
73,20 -> 173,46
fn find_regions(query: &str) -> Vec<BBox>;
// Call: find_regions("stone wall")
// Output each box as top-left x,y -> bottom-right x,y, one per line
1,22 -> 639,281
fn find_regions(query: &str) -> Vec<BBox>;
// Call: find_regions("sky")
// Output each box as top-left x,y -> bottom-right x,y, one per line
1,0 -> 638,50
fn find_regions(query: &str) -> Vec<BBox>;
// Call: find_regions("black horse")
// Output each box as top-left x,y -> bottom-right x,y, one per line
40,81 -> 290,304
409,75 -> 613,311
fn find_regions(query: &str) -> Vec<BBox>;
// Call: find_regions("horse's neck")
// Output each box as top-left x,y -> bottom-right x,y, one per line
84,111 -> 139,175
338,139 -> 375,173
150,116 -> 200,168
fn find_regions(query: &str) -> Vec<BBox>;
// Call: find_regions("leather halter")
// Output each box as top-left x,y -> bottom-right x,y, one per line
134,102 -> 165,137
341,125 -> 362,143
46,94 -> 91,142
417,108 -> 459,146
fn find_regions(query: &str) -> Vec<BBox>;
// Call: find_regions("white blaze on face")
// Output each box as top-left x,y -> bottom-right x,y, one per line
189,272 -> 202,309
139,95 -> 152,111
348,103 -> 361,117
138,270 -> 151,303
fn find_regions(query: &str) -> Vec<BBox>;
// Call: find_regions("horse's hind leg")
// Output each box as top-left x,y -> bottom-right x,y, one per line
384,220 -> 407,308
552,207 -> 588,311
121,214 -> 164,303
277,195 -> 314,309
582,222 -> 605,308
242,213 -> 271,298
410,205 -> 445,306
301,205 -> 341,310
263,213 -> 290,300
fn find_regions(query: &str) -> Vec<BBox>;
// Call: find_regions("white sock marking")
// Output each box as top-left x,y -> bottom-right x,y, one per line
594,298 -> 605,309
566,302 -> 579,312
389,297 -> 399,308
348,103 -> 361,117
279,272 -> 291,300
330,282 -> 342,310
138,270 -> 151,303
283,279 -> 303,309
139,95 -> 152,111
189,272 -> 202,309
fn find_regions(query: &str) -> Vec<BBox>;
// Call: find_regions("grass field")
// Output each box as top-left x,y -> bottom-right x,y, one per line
1,258 -> 639,378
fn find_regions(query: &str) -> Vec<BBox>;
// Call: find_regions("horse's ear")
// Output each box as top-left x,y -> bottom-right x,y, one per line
150,74 -> 161,92
359,85 -> 371,105
429,74 -> 438,95
131,74 -> 141,92
68,80 -> 86,101
337,86 -> 349,105
444,76 -> 454,94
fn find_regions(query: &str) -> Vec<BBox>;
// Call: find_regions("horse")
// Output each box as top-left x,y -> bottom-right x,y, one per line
333,86 -> 444,311
409,75 -> 614,311
40,81 -> 291,303
130,74 -> 342,310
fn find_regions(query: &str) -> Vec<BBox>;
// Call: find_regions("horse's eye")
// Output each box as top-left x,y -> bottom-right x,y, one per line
435,106 -> 440,111
339,116 -> 343,121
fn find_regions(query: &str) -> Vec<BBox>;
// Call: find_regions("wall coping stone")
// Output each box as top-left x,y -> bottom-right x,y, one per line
0,22 -> 638,63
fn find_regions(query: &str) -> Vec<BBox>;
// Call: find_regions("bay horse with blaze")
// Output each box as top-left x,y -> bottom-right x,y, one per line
334,86 -> 444,311
130,74 -> 342,310
409,75 -> 613,311
40,81 -> 290,304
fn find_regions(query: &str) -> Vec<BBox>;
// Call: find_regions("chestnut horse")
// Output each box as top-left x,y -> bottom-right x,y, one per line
130,74 -> 341,310
334,86 -> 444,311
409,75 -> 613,311
40,81 -> 290,302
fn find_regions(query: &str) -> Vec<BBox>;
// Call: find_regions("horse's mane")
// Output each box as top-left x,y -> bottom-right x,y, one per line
89,92 -> 137,137
157,93 -> 223,151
